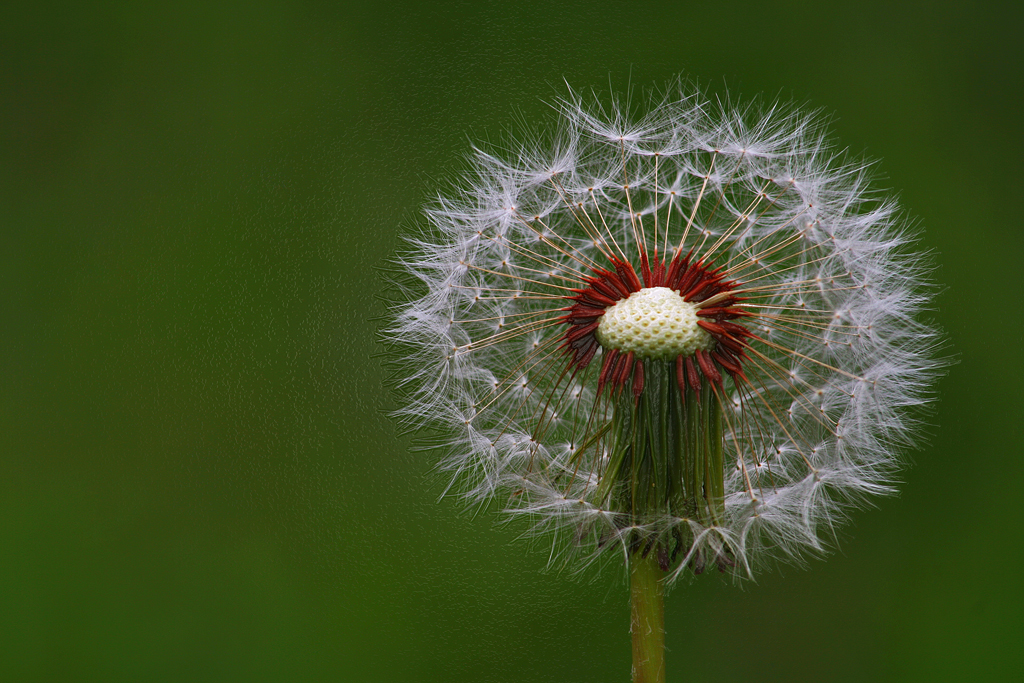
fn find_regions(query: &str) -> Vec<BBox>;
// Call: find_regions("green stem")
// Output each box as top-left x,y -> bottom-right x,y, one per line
630,553 -> 665,683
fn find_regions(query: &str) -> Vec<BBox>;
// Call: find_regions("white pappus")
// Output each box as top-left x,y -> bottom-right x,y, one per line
386,80 -> 943,582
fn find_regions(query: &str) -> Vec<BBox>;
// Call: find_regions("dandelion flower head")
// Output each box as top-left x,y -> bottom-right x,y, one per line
388,82 -> 941,581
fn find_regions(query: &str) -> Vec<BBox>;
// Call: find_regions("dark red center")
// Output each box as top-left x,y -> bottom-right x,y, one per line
560,247 -> 755,399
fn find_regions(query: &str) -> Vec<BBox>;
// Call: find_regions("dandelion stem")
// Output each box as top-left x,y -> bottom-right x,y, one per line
630,553 -> 665,683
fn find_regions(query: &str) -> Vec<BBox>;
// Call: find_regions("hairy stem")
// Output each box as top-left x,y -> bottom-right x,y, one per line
630,553 -> 665,683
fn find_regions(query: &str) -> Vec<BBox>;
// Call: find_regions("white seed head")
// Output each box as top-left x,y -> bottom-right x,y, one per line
385,78 -> 946,582
596,287 -> 712,359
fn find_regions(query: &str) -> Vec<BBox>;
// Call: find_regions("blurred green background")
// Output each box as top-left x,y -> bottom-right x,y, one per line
2,1 -> 1021,681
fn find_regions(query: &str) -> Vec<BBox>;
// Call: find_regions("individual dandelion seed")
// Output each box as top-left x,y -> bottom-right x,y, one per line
385,79 -> 943,683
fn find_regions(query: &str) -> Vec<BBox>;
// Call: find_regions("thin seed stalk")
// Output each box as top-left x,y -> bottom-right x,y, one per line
630,553 -> 665,683
591,359 -> 727,681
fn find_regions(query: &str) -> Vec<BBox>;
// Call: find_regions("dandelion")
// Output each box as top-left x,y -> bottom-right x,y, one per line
386,80 -> 942,682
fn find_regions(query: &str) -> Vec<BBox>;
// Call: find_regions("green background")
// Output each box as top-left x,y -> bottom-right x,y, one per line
2,1 -> 1021,681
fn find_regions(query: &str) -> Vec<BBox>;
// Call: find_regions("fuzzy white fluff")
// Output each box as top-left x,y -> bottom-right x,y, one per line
386,81 -> 943,581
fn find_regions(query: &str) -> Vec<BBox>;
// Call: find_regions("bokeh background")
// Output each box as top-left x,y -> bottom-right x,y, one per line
2,1 -> 1021,681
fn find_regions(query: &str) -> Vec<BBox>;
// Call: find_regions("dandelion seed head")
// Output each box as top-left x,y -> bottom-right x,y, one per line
386,78 -> 944,582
